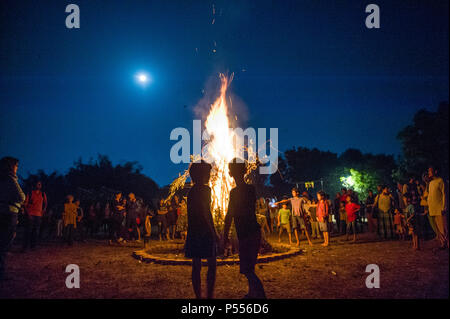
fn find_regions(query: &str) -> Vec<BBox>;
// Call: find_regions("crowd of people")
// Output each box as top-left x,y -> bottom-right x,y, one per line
0,155 -> 448,298
253,166 -> 448,250
17,188 -> 190,248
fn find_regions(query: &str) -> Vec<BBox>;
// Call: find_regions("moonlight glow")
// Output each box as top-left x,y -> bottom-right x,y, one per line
135,72 -> 151,85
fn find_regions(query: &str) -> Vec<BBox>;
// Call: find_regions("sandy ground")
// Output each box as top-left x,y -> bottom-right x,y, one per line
0,232 -> 448,299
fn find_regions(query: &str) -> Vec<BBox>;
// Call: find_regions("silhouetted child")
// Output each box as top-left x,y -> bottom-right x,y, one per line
224,158 -> 266,299
393,208 -> 405,240
185,161 -> 218,299
62,195 -> 77,246
404,195 -> 420,250
143,211 -> 152,248
176,198 -> 188,241
277,203 -> 292,244
339,201 -> 347,234
157,199 -> 169,241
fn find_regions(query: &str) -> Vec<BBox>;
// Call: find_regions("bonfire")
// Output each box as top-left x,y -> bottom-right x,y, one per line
166,73 -> 259,231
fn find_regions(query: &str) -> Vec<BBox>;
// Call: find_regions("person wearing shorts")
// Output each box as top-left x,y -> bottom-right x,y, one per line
275,189 -> 312,247
277,203 -> 292,244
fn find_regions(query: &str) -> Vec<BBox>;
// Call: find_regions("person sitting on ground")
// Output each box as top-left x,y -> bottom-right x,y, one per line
277,202 -> 292,244
224,158 -> 266,299
185,161 -> 218,299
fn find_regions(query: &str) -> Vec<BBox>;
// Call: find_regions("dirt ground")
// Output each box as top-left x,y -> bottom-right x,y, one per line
0,232 -> 448,299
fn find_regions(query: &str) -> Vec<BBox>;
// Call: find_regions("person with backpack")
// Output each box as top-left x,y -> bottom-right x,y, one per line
22,181 -> 47,252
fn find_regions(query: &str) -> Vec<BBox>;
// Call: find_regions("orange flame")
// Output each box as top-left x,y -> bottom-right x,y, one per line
204,73 -> 237,225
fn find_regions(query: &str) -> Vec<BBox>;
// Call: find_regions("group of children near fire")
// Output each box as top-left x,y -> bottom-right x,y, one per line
3,152 -> 448,295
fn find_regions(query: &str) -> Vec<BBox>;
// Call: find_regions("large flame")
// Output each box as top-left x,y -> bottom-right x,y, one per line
204,74 -> 237,225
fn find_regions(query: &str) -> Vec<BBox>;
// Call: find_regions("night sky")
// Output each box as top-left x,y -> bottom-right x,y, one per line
1,0 -> 448,186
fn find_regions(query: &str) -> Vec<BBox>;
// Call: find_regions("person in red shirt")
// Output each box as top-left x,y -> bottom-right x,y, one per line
339,188 -> 348,203
316,191 -> 330,246
345,195 -> 360,242
22,181 -> 47,251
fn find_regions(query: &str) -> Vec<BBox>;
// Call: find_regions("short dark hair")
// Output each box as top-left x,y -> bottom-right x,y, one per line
228,158 -> 246,177
189,161 -> 212,184
0,156 -> 19,177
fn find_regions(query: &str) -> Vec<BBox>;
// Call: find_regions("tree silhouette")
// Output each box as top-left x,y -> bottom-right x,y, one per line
23,154 -> 160,206
396,102 -> 449,180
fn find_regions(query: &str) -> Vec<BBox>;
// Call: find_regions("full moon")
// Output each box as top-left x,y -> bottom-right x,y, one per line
137,73 -> 148,83
138,74 -> 148,83
135,72 -> 151,85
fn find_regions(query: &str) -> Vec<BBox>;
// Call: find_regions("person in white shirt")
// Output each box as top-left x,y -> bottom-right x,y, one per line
427,166 -> 448,249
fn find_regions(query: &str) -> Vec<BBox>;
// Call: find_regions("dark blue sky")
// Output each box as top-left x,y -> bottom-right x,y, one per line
1,0 -> 448,186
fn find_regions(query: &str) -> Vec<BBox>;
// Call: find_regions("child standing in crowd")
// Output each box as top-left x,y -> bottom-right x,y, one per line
186,162 -> 218,299
393,208 -> 405,240
275,189 -> 312,247
103,202 -> 111,237
55,203 -> 64,238
144,210 -> 152,248
268,201 -> 278,233
75,200 -> 85,242
167,195 -> 180,240
339,201 -> 347,234
307,199 -> 320,239
316,191 -> 329,246
157,199 -> 169,241
87,203 -> 96,238
63,195 -> 77,246
404,195 -> 420,250
110,192 -> 126,245
256,198 -> 271,234
345,195 -> 360,242
277,203 -> 292,244
176,198 -> 188,241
